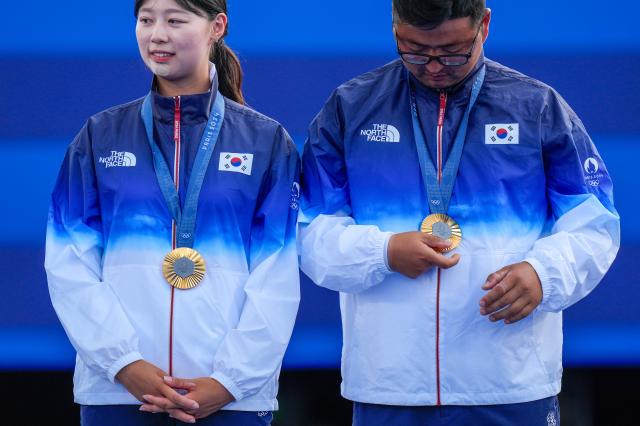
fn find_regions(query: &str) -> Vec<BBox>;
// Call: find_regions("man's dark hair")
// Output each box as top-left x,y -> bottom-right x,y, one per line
392,0 -> 486,29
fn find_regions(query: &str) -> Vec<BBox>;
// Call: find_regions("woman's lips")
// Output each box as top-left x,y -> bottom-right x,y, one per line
150,51 -> 175,63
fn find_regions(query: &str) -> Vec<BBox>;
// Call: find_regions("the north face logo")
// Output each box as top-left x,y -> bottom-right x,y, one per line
361,124 -> 400,142
98,151 -> 137,168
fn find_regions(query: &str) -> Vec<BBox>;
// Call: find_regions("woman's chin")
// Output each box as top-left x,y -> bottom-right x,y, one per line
146,61 -> 173,78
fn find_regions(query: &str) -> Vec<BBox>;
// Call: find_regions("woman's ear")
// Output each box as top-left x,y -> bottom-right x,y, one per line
211,13 -> 228,43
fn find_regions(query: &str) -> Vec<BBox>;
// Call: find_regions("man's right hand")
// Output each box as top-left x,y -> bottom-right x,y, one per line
387,231 -> 461,278
115,360 -> 199,411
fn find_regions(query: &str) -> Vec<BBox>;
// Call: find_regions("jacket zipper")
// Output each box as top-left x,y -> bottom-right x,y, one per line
435,90 -> 447,406
169,95 -> 181,376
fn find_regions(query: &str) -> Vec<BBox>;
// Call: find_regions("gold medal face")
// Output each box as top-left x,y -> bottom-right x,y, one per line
420,213 -> 462,252
162,248 -> 206,290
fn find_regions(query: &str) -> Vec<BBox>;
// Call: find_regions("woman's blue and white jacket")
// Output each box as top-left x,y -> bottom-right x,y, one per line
299,57 -> 620,405
45,70 -> 301,410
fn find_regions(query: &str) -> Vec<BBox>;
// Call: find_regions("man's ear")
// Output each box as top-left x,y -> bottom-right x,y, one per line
482,8 -> 492,42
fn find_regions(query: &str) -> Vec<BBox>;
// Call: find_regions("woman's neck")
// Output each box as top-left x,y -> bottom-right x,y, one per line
156,72 -> 210,97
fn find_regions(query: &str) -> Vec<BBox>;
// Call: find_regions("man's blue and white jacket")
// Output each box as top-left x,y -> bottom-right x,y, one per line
299,57 -> 620,405
45,69 -> 301,410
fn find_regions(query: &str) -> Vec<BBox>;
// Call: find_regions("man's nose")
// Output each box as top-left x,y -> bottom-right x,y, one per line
425,58 -> 445,74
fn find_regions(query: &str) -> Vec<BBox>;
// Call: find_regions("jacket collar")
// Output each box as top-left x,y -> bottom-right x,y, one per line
150,63 -> 220,125
408,52 -> 486,106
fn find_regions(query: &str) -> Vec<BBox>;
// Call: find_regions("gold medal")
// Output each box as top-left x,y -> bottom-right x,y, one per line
420,213 -> 462,252
162,247 -> 206,290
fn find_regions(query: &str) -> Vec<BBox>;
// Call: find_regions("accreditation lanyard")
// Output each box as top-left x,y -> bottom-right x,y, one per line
141,91 -> 225,248
409,65 -> 486,215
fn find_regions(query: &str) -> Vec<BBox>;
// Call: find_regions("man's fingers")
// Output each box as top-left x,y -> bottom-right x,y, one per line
505,303 -> 535,324
164,376 -> 197,391
488,297 -> 527,321
481,287 -> 520,316
422,244 -> 460,269
480,272 -> 517,310
482,267 -> 510,290
436,253 -> 461,269
161,385 -> 200,410
421,233 -> 452,248
168,408 -> 196,424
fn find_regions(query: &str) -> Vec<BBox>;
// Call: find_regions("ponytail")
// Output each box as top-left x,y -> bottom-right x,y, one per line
211,39 -> 244,105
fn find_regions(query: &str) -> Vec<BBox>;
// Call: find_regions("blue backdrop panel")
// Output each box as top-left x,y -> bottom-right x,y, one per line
2,55 -> 640,140
3,1 -> 639,54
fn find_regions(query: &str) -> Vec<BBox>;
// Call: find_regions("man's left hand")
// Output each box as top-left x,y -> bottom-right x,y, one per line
479,262 -> 543,324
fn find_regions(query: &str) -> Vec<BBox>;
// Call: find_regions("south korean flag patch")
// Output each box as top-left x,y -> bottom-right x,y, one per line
219,153 -> 254,175
485,123 -> 519,145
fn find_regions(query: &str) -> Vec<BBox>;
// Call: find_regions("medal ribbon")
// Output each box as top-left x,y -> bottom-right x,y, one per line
141,91 -> 225,248
409,65 -> 486,215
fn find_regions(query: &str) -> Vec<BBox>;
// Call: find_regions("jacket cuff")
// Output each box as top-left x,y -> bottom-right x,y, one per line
523,257 -> 553,311
376,231 -> 394,275
211,370 -> 244,402
107,351 -> 144,384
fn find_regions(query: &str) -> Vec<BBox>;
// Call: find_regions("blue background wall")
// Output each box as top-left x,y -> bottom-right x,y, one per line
1,0 -> 639,370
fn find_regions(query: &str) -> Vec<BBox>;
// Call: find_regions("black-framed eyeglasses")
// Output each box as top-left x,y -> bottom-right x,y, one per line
397,25 -> 482,67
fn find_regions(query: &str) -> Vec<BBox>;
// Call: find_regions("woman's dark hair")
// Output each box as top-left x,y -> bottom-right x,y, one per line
134,0 -> 244,104
392,0 -> 485,30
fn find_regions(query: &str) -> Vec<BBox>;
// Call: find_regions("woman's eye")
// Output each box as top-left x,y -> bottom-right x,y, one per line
168,19 -> 186,24
139,17 -> 151,24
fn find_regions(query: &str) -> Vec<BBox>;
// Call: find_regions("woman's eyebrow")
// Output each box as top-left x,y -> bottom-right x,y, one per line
138,7 -> 190,15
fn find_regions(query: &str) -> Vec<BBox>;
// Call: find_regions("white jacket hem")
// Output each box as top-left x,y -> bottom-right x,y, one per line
342,380 -> 561,406
74,392 -> 279,411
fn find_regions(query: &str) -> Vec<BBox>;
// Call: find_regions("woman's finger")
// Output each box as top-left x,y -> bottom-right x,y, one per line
168,408 -> 196,424
164,375 -> 197,390
139,403 -> 163,413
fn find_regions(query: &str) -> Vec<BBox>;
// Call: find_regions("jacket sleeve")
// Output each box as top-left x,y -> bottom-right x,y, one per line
524,90 -> 620,312
45,123 -> 143,383
210,126 -> 301,401
298,91 -> 393,294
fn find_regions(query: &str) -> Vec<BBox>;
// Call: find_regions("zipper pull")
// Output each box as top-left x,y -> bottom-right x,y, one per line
173,96 -> 181,142
438,91 -> 447,127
